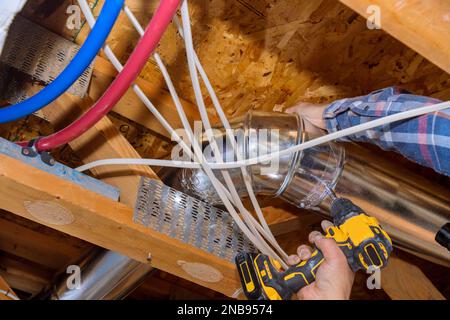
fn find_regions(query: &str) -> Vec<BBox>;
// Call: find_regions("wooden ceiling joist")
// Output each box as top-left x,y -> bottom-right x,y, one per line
339,0 -> 450,74
41,93 -> 158,206
91,56 -> 207,139
382,256 -> 445,300
0,153 -> 243,297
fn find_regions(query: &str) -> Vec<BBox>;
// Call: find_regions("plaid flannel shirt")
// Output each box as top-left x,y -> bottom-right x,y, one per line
324,87 -> 450,177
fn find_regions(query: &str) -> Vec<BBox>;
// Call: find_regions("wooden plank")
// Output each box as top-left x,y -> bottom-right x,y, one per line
0,275 -> 18,300
0,217 -> 85,270
0,253 -> 51,297
90,57 -> 206,139
263,206 -> 318,237
0,154 -> 242,297
339,0 -> 450,74
382,255 -> 445,300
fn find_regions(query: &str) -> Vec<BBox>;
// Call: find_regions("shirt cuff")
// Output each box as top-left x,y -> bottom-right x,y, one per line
323,97 -> 366,141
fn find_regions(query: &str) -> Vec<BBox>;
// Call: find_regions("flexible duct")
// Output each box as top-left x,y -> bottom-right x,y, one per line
163,111 -> 450,266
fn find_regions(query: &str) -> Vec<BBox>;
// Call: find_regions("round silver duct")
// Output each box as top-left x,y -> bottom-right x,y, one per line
178,111 -> 344,209
38,249 -> 153,300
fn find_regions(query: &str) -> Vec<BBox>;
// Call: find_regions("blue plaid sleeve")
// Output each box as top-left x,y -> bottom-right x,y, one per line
323,86 -> 450,177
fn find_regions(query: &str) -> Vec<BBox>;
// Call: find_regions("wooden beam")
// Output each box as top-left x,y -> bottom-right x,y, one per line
0,215 -> 88,269
263,206 -> 319,237
90,57 -> 209,139
382,255 -> 445,300
0,253 -> 51,296
0,154 -> 242,297
0,275 -> 18,300
339,0 -> 450,74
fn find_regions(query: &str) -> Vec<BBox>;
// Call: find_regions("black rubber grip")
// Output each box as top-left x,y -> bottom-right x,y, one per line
282,249 -> 324,294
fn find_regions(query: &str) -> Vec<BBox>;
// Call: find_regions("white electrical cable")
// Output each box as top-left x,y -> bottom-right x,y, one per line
172,14 -> 283,255
77,0 -> 450,265
177,3 -> 288,260
77,100 -> 450,171
122,0 -> 287,263
160,3 -> 285,262
0,289 -> 19,300
77,0 -> 282,260
124,0 -> 280,260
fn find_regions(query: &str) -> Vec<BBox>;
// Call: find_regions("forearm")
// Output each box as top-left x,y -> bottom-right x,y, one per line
323,87 -> 450,177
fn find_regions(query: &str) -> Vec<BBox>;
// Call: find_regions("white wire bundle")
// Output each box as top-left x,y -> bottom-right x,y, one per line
77,0 -> 288,265
0,289 -> 19,300
77,0 -> 450,265
76,99 -> 450,171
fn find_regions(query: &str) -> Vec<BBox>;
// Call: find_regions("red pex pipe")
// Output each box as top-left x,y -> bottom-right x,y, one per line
26,0 -> 180,152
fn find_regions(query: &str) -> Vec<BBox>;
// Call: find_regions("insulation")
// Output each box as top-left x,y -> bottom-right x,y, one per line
0,0 -> 27,54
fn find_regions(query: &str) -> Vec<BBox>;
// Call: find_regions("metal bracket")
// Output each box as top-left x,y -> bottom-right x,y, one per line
21,137 -> 55,166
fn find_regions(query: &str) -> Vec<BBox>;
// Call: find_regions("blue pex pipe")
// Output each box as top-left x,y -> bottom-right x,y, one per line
0,0 -> 124,124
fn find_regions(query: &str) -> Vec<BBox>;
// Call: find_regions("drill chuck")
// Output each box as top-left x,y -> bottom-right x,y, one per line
330,198 -> 363,225
435,223 -> 450,251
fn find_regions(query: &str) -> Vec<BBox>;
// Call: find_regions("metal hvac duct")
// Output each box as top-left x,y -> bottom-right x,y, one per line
325,143 -> 450,266
39,248 -> 152,300
164,111 -> 450,266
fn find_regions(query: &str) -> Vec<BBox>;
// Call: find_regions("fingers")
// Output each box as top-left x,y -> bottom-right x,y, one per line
314,236 -> 343,261
285,105 -> 301,114
297,245 -> 312,260
309,220 -> 344,261
288,244 -> 313,266
308,230 -> 323,244
290,220 -> 342,267
285,103 -> 312,114
288,255 -> 300,266
321,220 -> 333,232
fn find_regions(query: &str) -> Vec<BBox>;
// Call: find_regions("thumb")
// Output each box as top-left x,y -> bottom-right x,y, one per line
314,237 -> 343,262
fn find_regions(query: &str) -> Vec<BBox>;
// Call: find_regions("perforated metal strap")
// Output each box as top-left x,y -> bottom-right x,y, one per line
0,15 -> 92,99
134,177 -> 257,262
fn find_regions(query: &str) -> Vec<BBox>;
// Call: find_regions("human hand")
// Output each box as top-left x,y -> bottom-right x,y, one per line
285,102 -> 328,133
287,220 -> 355,300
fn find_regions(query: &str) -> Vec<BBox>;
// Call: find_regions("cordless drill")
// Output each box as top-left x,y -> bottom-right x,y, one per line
235,197 -> 393,300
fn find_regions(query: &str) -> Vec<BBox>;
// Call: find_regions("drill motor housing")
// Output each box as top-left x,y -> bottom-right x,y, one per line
236,198 -> 393,300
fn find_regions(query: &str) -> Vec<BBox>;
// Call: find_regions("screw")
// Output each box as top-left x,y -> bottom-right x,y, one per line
22,149 -> 30,156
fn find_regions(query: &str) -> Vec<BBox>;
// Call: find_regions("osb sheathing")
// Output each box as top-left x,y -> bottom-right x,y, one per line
149,0 -> 450,119
5,0 -> 450,151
